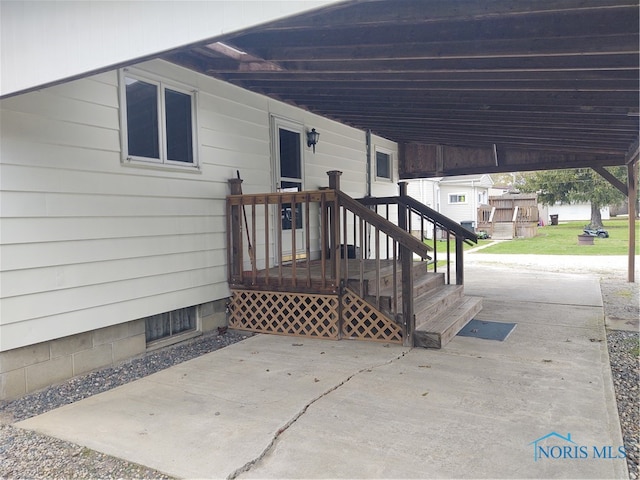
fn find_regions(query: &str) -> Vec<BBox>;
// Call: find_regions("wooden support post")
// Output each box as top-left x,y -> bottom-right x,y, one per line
401,243 -> 414,347
228,178 -> 243,281
455,235 -> 464,285
327,171 -> 342,283
398,181 -> 408,231
397,181 -> 409,265
628,160 -> 637,283
397,181 -> 414,346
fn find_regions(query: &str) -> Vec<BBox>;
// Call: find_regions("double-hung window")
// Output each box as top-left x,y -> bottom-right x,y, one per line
449,193 -> 467,204
121,70 -> 198,168
375,149 -> 392,181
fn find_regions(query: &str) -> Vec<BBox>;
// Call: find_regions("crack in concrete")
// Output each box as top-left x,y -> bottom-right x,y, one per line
226,349 -> 411,479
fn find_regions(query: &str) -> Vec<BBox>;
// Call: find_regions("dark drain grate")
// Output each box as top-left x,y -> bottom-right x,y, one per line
457,320 -> 516,341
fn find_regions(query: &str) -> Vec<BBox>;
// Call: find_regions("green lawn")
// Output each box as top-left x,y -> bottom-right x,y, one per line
474,218 -> 639,255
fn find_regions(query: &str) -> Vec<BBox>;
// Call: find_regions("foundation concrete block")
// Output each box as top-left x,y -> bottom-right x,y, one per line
0,343 -> 50,373
93,323 -> 130,346
112,334 -> 146,363
201,311 -> 227,333
50,332 -> 92,359
128,319 -> 145,337
26,355 -> 73,393
0,368 -> 27,401
73,344 -> 113,376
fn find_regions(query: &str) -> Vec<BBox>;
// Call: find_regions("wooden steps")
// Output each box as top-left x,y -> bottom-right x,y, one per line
414,296 -> 484,349
346,261 -> 483,349
492,222 -> 514,240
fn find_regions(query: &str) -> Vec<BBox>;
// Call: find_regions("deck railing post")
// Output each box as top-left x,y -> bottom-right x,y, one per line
397,182 -> 408,262
397,181 -> 414,346
401,243 -> 415,347
455,235 -> 464,285
398,181 -> 409,232
327,171 -> 342,283
228,178 -> 243,281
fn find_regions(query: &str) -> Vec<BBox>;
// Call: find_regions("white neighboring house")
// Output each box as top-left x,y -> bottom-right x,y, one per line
0,7 -> 398,400
542,203 -> 610,224
405,174 -> 493,234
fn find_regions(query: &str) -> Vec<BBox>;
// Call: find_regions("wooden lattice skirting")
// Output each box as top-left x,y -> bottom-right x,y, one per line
229,289 -> 339,339
341,288 -> 403,344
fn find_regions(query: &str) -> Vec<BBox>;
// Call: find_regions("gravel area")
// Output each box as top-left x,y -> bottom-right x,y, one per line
602,278 -> 640,480
0,275 -> 637,480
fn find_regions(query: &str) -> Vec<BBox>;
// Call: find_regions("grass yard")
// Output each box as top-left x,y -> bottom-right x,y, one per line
475,218 -> 639,255
424,237 -> 492,252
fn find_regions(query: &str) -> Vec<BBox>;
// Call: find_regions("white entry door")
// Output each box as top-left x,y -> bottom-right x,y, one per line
272,117 -> 305,263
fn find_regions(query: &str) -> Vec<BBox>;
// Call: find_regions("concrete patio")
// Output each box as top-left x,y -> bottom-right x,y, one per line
15,264 -> 628,479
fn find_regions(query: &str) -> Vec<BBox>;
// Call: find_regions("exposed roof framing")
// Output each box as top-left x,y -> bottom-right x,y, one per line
163,0 -> 639,177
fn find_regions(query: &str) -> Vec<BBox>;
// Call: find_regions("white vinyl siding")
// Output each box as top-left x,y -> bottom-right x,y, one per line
0,59 -> 399,351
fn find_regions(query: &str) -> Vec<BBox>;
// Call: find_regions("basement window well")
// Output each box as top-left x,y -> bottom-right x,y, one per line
145,306 -> 198,346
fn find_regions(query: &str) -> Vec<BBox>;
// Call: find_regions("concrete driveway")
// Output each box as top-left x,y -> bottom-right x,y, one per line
16,265 -> 628,479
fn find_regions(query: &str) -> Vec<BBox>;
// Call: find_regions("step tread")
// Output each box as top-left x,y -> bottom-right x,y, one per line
412,284 -> 463,314
414,296 -> 484,349
377,271 -> 444,297
358,260 -> 426,282
416,296 -> 483,332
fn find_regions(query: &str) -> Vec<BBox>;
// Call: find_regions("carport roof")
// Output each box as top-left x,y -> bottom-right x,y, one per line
162,0 -> 639,177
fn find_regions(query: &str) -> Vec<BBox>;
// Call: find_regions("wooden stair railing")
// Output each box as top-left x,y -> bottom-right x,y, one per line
329,172 -> 432,346
357,183 -> 478,286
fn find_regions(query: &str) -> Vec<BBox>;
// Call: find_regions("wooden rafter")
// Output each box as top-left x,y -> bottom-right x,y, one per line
163,0 -> 639,177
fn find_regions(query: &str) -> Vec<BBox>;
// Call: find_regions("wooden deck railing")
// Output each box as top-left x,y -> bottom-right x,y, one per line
226,171 -> 434,346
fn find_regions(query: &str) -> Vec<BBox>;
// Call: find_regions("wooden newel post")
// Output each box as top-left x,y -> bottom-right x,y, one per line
228,178 -> 243,281
327,171 -> 342,282
328,170 -> 342,190
397,181 -> 414,346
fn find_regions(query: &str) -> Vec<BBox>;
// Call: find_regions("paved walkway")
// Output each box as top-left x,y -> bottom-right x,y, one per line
16,266 -> 628,479
465,249 -> 633,276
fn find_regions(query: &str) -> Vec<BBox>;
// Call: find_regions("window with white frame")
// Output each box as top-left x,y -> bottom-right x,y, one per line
449,193 -> 467,204
145,306 -> 198,344
375,150 -> 392,181
121,70 -> 198,167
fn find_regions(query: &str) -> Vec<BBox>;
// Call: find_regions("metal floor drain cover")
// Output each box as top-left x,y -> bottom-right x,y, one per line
457,320 -> 517,341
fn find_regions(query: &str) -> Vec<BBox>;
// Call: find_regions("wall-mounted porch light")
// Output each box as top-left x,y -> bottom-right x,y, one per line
307,128 -> 320,153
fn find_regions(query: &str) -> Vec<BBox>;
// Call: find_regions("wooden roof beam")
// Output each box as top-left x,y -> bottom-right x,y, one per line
400,143 -> 626,178
593,165 -> 628,195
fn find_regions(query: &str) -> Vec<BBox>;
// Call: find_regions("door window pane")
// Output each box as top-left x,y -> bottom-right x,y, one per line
279,129 -> 301,179
126,78 -> 160,159
280,181 -> 302,230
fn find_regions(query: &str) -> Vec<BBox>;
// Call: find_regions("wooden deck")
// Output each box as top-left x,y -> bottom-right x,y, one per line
233,259 -> 408,293
226,176 -> 480,348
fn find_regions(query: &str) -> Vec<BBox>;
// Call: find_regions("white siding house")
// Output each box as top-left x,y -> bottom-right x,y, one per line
544,203 -> 610,223
405,175 -> 493,235
0,57 -> 400,400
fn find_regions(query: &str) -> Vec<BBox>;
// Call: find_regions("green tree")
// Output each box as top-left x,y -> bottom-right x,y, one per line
520,168 -> 627,228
